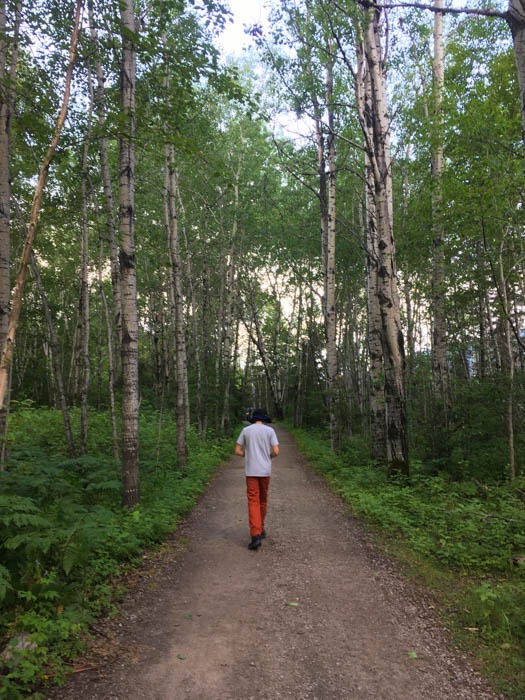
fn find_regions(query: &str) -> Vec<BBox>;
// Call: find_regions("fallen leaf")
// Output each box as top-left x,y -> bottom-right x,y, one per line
286,601 -> 299,607
408,651 -> 418,659
177,654 -> 186,660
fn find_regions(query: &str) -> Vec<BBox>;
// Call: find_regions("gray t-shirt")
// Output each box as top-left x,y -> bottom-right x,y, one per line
236,423 -> 279,477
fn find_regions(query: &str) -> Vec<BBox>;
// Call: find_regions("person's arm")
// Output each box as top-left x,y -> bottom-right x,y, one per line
234,443 -> 245,457
271,444 -> 279,458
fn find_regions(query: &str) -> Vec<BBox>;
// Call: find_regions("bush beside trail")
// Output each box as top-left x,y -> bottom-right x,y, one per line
290,426 -> 525,699
0,406 -> 232,698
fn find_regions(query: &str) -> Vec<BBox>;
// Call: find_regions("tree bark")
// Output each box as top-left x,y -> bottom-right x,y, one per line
220,159 -> 242,435
179,189 -> 202,432
431,0 -> 449,421
357,39 -> 387,462
245,287 -> 284,420
89,0 -> 122,371
119,0 -> 140,506
498,238 -> 516,479
363,8 -> 409,475
79,70 -> 93,454
0,0 -> 20,467
98,235 -> 119,462
325,44 -> 339,450
164,142 -> 188,467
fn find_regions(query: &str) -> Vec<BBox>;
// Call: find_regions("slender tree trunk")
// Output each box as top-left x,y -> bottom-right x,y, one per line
403,280 -> 415,387
245,288 -> 284,419
431,0 -> 449,422
0,0 -> 11,354
176,190 -> 191,431
221,160 -> 242,434
89,0 -> 122,358
119,0 -> 140,506
164,142 -> 188,467
498,241 -> 516,479
0,0 -> 82,411
365,175 -> 387,462
201,270 -> 210,435
0,0 -> 20,467
98,235 -> 119,461
293,287 -> 304,427
310,64 -> 337,445
325,45 -> 339,450
30,252 -> 76,457
79,72 -> 94,454
180,194 -> 202,432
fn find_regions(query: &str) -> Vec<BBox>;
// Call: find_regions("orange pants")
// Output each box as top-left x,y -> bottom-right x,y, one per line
246,476 -> 270,537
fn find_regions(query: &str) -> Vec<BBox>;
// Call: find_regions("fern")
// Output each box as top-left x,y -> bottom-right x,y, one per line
0,495 -> 45,528
0,563 -> 12,602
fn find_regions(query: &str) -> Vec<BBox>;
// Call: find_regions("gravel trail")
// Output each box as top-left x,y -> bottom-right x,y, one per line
48,426 -> 503,699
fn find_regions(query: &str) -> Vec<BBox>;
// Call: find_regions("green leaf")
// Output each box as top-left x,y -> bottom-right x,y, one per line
0,564 -> 12,602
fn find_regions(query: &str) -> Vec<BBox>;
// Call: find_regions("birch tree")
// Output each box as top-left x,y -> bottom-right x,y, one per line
361,7 -> 409,473
119,0 -> 140,507
265,1 -> 342,446
430,0 -> 449,422
164,142 -> 188,467
0,0 -> 20,465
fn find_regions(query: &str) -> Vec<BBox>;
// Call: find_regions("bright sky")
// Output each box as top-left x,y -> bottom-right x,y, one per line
218,0 -> 269,55
217,1 -> 308,142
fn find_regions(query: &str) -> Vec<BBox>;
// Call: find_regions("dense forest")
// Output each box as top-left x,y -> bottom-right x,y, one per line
0,0 -> 524,695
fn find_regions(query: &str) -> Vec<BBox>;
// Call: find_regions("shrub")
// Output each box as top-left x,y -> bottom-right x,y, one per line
0,408 -> 231,696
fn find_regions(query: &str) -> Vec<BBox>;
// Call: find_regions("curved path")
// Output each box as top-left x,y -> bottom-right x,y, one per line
49,427 -> 502,699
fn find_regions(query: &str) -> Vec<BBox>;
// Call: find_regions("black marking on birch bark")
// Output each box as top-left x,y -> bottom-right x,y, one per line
119,250 -> 135,269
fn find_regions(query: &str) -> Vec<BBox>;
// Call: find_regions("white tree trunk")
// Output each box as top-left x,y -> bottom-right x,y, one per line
98,236 -> 119,462
325,46 -> 339,450
431,0 -> 449,417
164,142 -> 188,467
0,1 -> 20,467
221,159 -> 242,434
89,0 -> 122,367
357,40 -> 387,462
119,0 -> 140,506
498,240 -> 516,479
79,71 -> 93,454
363,9 -> 409,474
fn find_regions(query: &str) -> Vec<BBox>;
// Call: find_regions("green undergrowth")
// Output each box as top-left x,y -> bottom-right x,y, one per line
0,405 -> 231,698
289,425 -> 525,699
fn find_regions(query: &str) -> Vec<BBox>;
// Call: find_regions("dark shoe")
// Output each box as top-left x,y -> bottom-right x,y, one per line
248,535 -> 262,550
261,529 -> 267,539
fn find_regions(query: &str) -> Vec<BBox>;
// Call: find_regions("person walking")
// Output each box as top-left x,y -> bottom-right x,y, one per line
235,408 -> 279,550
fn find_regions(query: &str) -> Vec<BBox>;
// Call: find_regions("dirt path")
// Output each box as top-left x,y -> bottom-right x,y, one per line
48,427 -> 503,699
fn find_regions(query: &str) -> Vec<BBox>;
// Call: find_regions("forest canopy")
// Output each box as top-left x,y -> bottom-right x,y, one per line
0,0 -> 521,489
